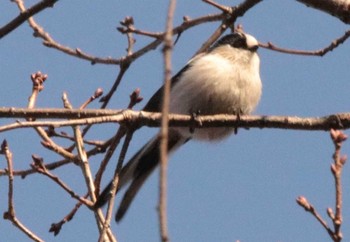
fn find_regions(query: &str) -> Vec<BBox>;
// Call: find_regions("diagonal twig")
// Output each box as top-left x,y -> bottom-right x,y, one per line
0,0 -> 58,39
1,140 -> 44,242
259,30 -> 350,56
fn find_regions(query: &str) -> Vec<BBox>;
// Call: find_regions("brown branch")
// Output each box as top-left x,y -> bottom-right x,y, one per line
0,110 -> 348,191
94,89 -> 142,194
234,0 -> 263,17
30,155 -> 92,206
296,130 -> 347,242
122,17 -> 136,56
259,30 -> 350,56
11,0 -> 256,66
12,0 -> 221,65
195,0 -> 263,54
49,193 -> 88,236
79,88 -> 104,110
46,128 -> 104,147
1,110 -> 350,133
0,0 -> 58,39
0,158 -> 71,178
0,137 -> 114,178
329,129 -> 347,241
98,130 -> 134,242
27,72 -> 77,162
158,1 -> 176,241
297,0 -> 350,24
74,129 -> 117,242
203,0 -> 232,13
1,140 -> 44,242
117,16 -> 163,38
296,196 -> 335,240
62,93 -> 116,241
13,0 -> 117,64
100,65 -> 130,107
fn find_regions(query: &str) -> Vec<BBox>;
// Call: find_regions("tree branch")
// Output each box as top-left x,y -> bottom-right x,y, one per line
1,109 -> 350,132
158,1 -> 176,241
1,140 -> 44,242
297,0 -> 350,24
0,0 -> 58,39
259,30 -> 350,56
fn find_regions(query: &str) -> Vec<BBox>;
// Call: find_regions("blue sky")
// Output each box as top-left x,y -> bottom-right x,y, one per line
1,1 -> 350,241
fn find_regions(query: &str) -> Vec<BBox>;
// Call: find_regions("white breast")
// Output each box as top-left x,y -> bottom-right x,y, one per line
169,46 -> 262,141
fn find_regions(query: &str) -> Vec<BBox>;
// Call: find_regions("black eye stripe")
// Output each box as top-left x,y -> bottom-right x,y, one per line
210,33 -> 256,51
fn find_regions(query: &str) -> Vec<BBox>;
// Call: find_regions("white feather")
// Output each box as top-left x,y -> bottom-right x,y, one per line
169,44 -> 261,140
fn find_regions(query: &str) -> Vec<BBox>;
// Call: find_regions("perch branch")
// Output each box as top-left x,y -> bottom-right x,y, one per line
1,109 -> 350,133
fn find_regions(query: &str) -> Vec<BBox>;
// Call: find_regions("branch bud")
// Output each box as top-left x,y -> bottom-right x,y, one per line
296,196 -> 311,211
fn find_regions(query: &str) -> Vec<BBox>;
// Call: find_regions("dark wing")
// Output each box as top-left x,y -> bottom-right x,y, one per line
142,63 -> 191,112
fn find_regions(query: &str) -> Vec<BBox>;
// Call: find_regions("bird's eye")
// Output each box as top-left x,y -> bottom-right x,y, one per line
232,37 -> 246,48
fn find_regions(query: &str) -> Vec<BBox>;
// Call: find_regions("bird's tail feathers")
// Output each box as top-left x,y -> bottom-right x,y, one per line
94,135 -> 159,209
115,129 -> 188,222
95,129 -> 189,222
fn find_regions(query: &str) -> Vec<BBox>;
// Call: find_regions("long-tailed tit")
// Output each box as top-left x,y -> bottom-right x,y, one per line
95,31 -> 262,222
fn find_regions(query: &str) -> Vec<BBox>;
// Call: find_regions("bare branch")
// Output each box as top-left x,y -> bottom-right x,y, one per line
259,30 -> 350,56
49,193 -> 88,236
30,155 -> 92,206
1,140 -> 44,242
195,0 -> 263,54
1,110 -> 350,133
296,130 -> 347,242
297,0 -> 350,24
296,196 -> 335,240
12,0 -> 119,65
0,0 -> 58,39
26,73 -> 77,161
329,129 -> 347,241
158,1 -> 176,241
94,88 -> 143,194
61,93 -> 116,241
98,130 -> 134,242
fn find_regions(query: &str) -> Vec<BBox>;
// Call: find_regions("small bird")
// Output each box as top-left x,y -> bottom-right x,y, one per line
95,31 -> 262,222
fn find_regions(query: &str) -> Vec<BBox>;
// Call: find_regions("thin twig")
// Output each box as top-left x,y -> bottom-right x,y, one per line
329,129 -> 347,241
94,89 -> 143,194
27,72 -> 77,161
0,137 -> 115,178
1,140 -> 44,242
259,30 -> 350,56
296,130 -> 348,242
296,196 -> 335,240
158,1 -> 176,241
98,130 -> 134,242
64,93 -> 116,242
195,0 -> 263,55
30,155 -> 92,206
12,0 -> 221,65
74,125 -> 117,242
203,0 -> 232,13
100,64 -> 130,108
0,0 -> 58,39
46,128 -> 104,147
94,128 -> 126,194
49,193 -> 89,236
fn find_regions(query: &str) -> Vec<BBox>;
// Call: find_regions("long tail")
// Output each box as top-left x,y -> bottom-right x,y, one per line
95,129 -> 189,222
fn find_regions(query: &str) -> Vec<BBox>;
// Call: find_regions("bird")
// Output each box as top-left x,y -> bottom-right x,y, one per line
95,31 -> 262,222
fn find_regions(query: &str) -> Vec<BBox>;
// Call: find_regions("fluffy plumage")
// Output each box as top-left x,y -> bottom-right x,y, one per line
95,32 -> 262,222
